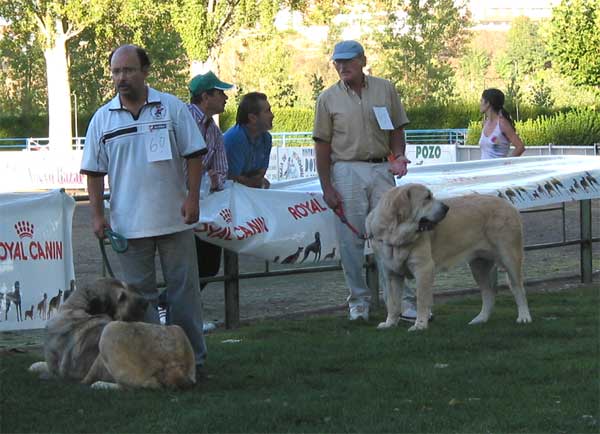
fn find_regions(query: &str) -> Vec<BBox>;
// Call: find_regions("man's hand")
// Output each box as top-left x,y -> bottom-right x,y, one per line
208,169 -> 219,191
389,155 -> 410,178
92,215 -> 110,240
322,184 -> 343,211
181,193 -> 200,224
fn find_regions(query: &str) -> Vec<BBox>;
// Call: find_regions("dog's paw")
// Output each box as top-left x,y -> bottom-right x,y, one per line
408,321 -> 428,332
468,314 -> 489,325
90,381 -> 120,390
516,313 -> 532,323
377,321 -> 394,330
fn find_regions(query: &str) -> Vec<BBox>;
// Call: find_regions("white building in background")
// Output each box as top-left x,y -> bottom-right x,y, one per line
469,0 -> 562,30
276,1 -> 563,37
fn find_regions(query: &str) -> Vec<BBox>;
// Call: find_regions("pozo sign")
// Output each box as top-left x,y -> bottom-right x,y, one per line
406,144 -> 457,166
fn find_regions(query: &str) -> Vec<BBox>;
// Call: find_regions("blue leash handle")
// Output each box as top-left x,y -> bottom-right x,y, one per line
104,228 -> 128,253
99,229 -> 128,278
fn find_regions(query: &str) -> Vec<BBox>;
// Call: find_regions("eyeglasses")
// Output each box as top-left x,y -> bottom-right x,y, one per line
333,57 -> 360,66
111,67 -> 139,77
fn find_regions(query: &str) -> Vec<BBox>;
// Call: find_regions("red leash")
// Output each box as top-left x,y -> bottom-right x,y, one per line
333,206 -> 365,240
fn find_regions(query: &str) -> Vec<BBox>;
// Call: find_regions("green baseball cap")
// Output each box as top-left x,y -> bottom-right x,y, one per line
189,71 -> 233,96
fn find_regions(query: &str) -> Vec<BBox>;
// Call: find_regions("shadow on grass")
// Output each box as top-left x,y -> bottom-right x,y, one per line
1,286 -> 599,433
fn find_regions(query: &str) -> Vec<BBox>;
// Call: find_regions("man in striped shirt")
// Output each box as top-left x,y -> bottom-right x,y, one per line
187,71 -> 233,192
187,72 -> 233,290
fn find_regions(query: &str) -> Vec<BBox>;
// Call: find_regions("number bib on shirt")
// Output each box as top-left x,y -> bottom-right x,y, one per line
146,124 -> 173,162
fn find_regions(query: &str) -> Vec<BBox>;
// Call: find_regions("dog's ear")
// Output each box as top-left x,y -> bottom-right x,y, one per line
87,296 -> 112,316
392,187 -> 412,224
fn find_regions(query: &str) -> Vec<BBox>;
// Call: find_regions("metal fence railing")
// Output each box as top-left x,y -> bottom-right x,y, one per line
2,131 -> 598,158
0,137 -> 85,151
270,129 -> 468,147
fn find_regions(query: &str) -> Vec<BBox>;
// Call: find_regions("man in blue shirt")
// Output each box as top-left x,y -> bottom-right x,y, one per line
223,92 -> 274,189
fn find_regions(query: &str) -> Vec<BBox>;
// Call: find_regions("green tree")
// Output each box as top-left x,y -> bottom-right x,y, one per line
374,0 -> 470,105
170,0 -> 294,74
547,0 -> 600,87
69,0 -> 189,114
233,34 -> 298,107
0,0 -> 111,150
309,73 -> 325,103
456,47 -> 490,99
503,17 -> 546,77
0,23 -> 46,116
529,78 -> 554,109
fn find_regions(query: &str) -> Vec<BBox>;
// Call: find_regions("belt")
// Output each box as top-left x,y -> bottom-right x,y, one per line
361,157 -> 387,164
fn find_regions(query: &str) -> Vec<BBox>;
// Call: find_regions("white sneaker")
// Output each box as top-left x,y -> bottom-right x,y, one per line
349,305 -> 369,321
203,322 -> 217,333
400,308 -> 433,323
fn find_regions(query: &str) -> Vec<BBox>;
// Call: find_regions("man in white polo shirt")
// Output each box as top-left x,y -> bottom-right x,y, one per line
80,45 -> 208,374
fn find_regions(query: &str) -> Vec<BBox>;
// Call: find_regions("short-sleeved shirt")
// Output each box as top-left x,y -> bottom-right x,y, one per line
223,124 -> 272,177
312,75 -> 409,162
187,103 -> 228,190
80,87 -> 207,239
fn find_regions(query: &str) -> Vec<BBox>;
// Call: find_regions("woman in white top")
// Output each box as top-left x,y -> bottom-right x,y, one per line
478,88 -> 526,159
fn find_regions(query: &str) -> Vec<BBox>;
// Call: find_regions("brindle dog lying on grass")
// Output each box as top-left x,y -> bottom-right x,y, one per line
29,278 -> 196,389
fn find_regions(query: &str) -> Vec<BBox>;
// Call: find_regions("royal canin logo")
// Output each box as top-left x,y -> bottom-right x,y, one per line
1,220 -> 63,261
287,197 -> 328,220
15,221 -> 34,239
195,208 -> 269,241
219,208 -> 233,223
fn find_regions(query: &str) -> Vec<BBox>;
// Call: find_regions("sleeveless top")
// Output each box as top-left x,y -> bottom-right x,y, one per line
479,119 -> 510,159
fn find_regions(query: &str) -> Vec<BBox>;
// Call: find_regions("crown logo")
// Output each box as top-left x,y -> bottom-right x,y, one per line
219,208 -> 232,223
15,221 -> 34,239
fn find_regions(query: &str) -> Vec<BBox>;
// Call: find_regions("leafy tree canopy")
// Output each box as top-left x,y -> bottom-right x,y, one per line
547,0 -> 600,87
374,0 -> 471,105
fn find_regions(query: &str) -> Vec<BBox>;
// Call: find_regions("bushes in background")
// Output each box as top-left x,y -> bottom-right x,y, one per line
2,105 -> 598,147
466,108 -> 600,146
0,115 -> 52,138
220,102 -> 559,132
219,107 -> 314,132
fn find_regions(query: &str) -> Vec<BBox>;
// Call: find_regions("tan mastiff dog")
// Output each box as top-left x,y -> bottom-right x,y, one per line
29,278 -> 196,389
366,183 -> 532,331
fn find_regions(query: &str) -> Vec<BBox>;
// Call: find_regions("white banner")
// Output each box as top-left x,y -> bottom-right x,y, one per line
195,185 -> 339,264
0,151 -> 86,192
398,155 -> 600,208
196,156 -> 600,262
0,190 -> 76,331
266,145 -> 456,181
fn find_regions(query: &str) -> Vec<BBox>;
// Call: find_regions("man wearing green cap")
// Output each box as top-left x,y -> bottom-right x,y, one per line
182,71 -> 233,294
187,71 -> 233,192
313,40 -> 418,323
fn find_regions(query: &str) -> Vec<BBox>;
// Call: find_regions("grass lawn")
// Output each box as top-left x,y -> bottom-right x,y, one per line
1,285 -> 599,433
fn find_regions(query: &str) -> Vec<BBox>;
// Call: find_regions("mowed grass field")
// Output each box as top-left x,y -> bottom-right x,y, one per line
1,285 -> 598,433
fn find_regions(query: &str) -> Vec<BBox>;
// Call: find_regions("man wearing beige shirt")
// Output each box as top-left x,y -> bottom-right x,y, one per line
313,40 -> 416,321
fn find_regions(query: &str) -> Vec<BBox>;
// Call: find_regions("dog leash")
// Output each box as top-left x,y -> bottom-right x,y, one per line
333,206 -> 366,240
99,228 -> 128,278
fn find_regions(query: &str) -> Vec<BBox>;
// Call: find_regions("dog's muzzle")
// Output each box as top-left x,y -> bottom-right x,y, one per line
418,202 -> 449,232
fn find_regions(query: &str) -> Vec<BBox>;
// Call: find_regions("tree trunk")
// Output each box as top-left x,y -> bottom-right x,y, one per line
43,22 -> 72,152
